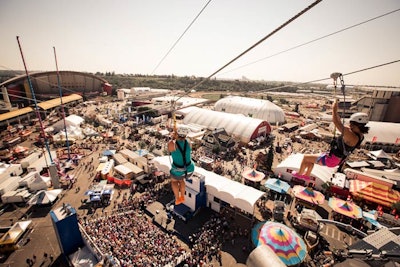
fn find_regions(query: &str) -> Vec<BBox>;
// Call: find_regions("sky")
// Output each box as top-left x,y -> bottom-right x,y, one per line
1,0 -> 400,87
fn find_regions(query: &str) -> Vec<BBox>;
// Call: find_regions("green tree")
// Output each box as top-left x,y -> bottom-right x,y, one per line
212,145 -> 221,155
138,141 -> 146,149
266,144 -> 274,172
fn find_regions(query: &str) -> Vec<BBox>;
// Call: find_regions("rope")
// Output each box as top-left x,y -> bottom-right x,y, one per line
151,0 -> 213,75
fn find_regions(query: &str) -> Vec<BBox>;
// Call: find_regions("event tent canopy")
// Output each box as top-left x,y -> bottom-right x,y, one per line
182,106 -> 271,143
328,197 -> 363,219
214,96 -> 286,125
349,180 -> 400,207
152,156 -> 265,214
264,178 -> 290,194
368,149 -> 392,160
28,189 -> 63,205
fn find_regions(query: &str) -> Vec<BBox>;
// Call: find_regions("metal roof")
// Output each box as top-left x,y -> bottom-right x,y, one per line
37,94 -> 82,110
0,107 -> 34,122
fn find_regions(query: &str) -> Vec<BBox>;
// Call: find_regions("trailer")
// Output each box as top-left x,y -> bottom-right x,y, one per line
1,189 -> 32,204
0,177 -> 21,196
20,151 -> 42,169
27,150 -> 57,173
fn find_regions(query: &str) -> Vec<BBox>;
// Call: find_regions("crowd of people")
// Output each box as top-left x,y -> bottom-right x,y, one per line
81,209 -> 188,267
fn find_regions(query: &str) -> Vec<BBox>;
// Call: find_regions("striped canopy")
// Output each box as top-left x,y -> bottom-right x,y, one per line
349,180 -> 400,207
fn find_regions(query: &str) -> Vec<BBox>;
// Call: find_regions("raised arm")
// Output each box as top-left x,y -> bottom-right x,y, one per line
332,99 -> 345,133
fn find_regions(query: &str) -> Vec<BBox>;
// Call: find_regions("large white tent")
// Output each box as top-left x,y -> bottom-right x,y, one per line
52,115 -> 85,140
214,96 -> 286,125
274,153 -> 337,190
152,156 -> 265,214
52,114 -> 84,131
182,107 -> 271,143
362,121 -> 400,145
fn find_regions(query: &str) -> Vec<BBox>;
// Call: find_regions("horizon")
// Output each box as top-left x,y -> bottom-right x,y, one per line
1,0 -> 400,87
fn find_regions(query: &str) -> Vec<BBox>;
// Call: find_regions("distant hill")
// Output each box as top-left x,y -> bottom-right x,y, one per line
97,73 -> 327,95
0,70 -> 326,94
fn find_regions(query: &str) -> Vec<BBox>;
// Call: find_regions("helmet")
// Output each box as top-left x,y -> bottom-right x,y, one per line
349,112 -> 368,124
177,127 -> 189,137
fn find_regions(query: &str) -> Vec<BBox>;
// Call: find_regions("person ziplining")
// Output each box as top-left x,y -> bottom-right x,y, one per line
168,126 -> 195,205
293,73 -> 370,180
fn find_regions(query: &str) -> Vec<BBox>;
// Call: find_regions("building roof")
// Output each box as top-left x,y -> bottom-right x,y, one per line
37,94 -> 83,110
349,228 -> 400,257
0,107 -> 34,122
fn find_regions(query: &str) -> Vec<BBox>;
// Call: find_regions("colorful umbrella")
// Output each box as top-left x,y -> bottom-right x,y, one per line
252,221 -> 307,266
242,168 -> 265,182
328,197 -> 363,219
264,178 -> 290,194
292,185 -> 325,205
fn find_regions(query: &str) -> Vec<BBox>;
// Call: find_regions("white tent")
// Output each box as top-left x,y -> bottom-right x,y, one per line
182,107 -> 271,143
368,149 -> 392,160
52,114 -> 84,132
214,96 -> 286,125
274,153 -> 337,190
28,189 -> 63,205
26,171 -> 51,191
152,156 -> 265,214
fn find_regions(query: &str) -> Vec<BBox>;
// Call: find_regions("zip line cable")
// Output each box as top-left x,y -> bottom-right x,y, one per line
151,0 -> 213,75
219,8 -> 400,77
188,0 -> 322,92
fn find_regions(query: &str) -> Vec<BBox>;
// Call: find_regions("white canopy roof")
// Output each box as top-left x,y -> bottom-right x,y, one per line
363,121 -> 400,145
182,107 -> 270,143
114,164 -> 133,175
368,149 -> 392,159
214,96 -> 286,124
152,156 -> 265,214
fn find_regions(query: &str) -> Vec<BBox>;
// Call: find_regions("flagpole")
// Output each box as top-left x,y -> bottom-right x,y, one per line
53,46 -> 71,160
16,36 -> 53,163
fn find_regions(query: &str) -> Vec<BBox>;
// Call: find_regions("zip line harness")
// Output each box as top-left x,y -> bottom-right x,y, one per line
172,140 -> 192,179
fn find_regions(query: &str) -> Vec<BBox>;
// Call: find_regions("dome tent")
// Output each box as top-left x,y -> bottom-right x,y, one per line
182,107 -> 271,143
214,96 -> 286,125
